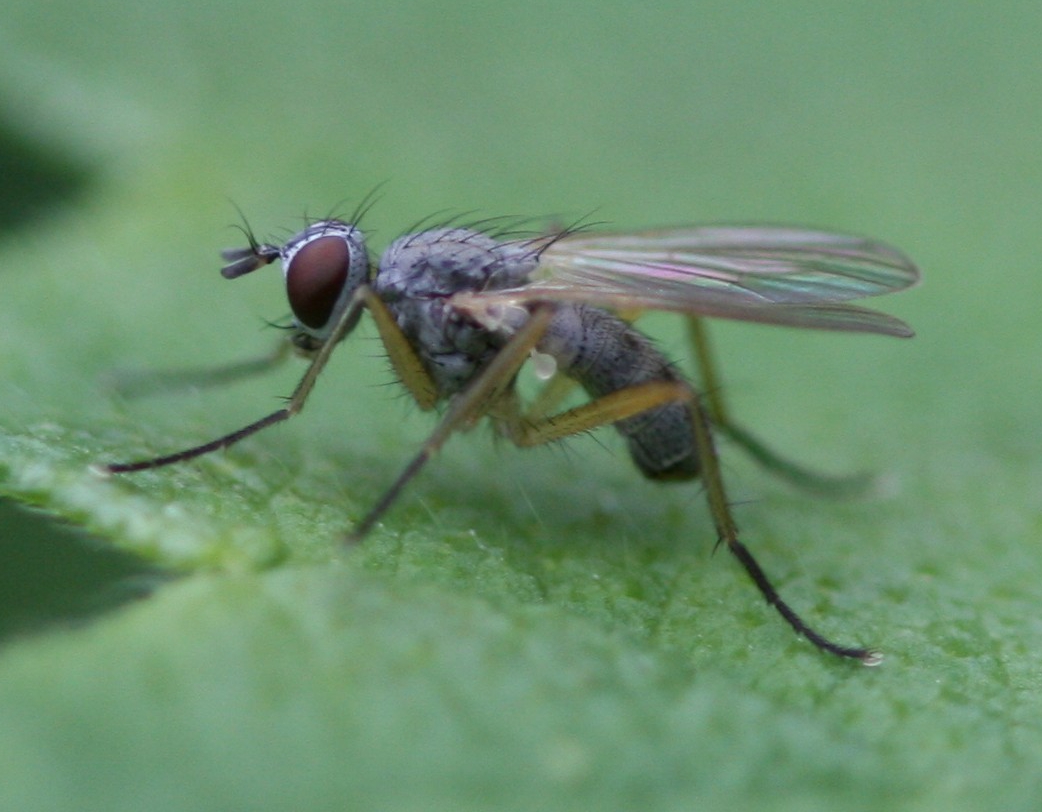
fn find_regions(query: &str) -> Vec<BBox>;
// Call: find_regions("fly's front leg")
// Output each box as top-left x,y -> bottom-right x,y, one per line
687,317 -> 872,496
104,339 -> 293,399
100,289 -> 370,474
360,287 -> 439,411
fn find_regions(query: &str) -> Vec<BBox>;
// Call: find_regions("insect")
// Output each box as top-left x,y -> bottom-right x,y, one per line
101,208 -> 919,664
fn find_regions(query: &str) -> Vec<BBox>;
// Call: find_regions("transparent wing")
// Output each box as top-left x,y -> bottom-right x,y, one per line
465,225 -> 920,336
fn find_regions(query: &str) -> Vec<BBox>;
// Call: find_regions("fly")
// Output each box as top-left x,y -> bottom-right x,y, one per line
100,212 -> 920,664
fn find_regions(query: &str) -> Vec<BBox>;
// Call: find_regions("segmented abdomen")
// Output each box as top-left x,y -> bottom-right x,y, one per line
540,305 -> 700,481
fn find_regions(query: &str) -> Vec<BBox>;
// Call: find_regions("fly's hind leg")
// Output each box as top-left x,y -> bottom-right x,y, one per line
681,375 -> 879,663
494,364 -> 877,663
495,380 -> 691,448
687,317 -> 873,497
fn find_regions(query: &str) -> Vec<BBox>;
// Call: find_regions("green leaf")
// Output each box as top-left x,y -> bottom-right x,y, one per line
3,2 -> 1042,810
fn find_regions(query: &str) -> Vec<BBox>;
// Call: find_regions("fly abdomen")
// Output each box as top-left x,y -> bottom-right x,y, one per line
539,305 -> 700,481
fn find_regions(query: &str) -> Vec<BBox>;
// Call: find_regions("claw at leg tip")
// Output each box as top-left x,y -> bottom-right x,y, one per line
860,650 -> 884,667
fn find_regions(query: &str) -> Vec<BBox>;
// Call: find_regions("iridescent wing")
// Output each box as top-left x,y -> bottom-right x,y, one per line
461,225 -> 920,336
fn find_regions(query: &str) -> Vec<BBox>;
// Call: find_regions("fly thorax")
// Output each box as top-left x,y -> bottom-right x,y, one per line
374,227 -> 541,396
375,227 -> 540,300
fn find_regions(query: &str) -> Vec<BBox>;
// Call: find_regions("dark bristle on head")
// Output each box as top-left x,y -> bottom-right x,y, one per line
348,182 -> 388,226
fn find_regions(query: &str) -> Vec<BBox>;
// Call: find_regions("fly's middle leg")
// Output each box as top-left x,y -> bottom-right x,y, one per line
346,305 -> 558,541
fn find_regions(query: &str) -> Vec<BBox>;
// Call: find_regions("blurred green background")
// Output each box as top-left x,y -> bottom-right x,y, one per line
1,1 -> 1041,810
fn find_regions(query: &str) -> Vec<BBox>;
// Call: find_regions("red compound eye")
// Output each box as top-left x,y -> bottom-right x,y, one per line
285,235 -> 352,330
